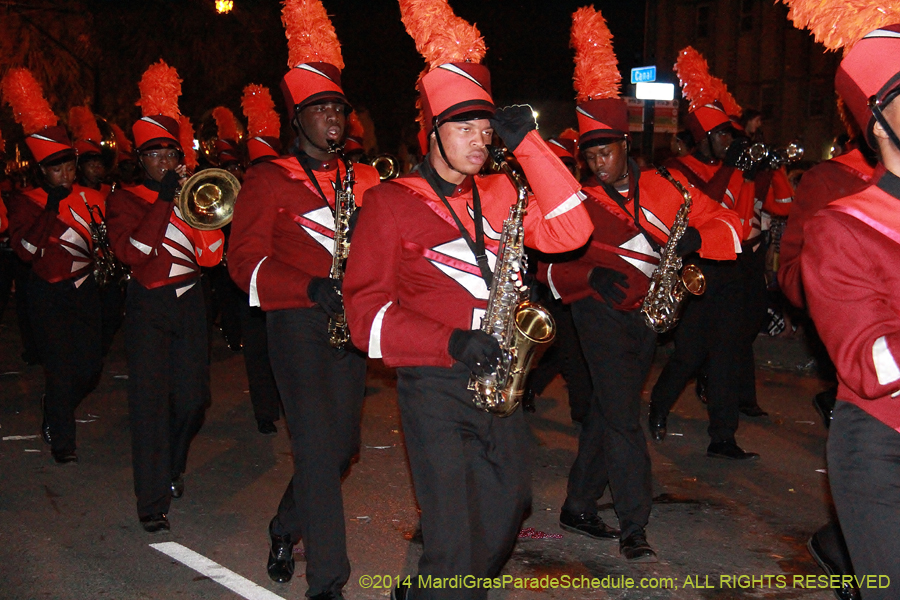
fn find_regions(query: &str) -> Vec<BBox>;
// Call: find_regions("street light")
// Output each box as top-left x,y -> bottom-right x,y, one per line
215,0 -> 234,14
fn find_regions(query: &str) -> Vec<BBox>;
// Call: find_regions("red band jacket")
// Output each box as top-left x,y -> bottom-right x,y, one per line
802,171 -> 900,432
7,185 -> 106,285
538,166 -> 742,311
778,149 -> 875,308
227,156 -> 381,310
343,130 -> 594,369
0,194 -> 8,243
106,182 -> 224,293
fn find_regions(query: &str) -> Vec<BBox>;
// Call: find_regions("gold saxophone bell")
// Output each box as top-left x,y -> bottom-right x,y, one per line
368,154 -> 400,180
177,168 -> 241,230
681,264 -> 706,296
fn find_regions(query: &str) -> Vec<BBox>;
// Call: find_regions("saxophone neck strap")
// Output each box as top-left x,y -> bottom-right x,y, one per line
295,153 -> 339,214
420,162 -> 493,288
599,159 -> 661,253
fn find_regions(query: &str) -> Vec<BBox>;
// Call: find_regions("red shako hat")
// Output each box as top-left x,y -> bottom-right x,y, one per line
570,6 -> 627,148
399,0 -> 494,130
241,84 -> 282,164
134,60 -> 183,152
549,128 -> 578,163
1,68 -> 75,165
212,106 -> 242,166
280,0 -> 347,121
779,0 -> 900,148
111,123 -> 136,162
675,47 -> 734,141
344,112 -> 365,153
69,105 -> 103,157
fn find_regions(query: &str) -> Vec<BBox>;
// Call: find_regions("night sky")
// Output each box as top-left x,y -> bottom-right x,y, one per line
4,0 -> 647,155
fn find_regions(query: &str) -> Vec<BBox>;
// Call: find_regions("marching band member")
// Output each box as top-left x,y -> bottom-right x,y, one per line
343,1 -> 592,597
227,2 -> 380,597
538,8 -> 741,561
1,68 -> 106,465
106,60 -> 225,533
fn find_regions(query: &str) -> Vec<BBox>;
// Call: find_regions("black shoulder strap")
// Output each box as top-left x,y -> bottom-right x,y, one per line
599,159 -> 661,252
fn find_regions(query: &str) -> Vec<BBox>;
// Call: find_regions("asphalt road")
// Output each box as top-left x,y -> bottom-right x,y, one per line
0,304 -> 840,600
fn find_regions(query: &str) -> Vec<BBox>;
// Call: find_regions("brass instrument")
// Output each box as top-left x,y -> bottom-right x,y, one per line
735,141 -> 804,172
468,146 -> 556,417
327,143 -> 356,349
95,116 -> 120,172
80,191 -> 129,287
176,168 -> 240,230
640,166 -> 706,333
196,109 -> 246,167
367,154 -> 400,180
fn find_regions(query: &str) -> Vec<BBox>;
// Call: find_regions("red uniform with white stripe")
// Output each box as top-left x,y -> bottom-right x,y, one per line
539,167 -> 742,310
227,158 -> 381,306
106,183 -> 225,293
343,130 -> 594,368
778,149 -> 876,308
802,175 -> 900,432
7,185 -> 106,285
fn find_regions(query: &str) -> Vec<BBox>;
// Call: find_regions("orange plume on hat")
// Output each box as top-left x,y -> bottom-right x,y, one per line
399,0 -> 487,71
111,123 -> 133,155
241,84 -> 281,138
212,107 -> 240,142
68,106 -> 102,144
779,0 -> 900,52
282,0 -> 344,69
674,47 -> 720,111
347,112 -> 364,139
571,6 -> 620,102
179,116 -> 198,170
136,60 -> 182,118
712,78 -> 742,118
1,68 -> 58,135
0,128 -> 5,156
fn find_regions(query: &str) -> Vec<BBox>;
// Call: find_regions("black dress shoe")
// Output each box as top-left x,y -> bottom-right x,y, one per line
521,388 -> 536,413
695,373 -> 708,404
257,420 -> 278,436
559,510 -> 620,540
309,593 -> 344,600
707,440 -> 760,461
813,387 -> 837,429
41,395 -> 51,445
267,518 -> 295,583
391,582 -> 411,600
620,530 -> 658,562
808,533 -> 861,600
648,404 -> 667,442
739,404 -> 769,417
140,513 -> 170,533
171,475 -> 184,499
52,450 -> 78,464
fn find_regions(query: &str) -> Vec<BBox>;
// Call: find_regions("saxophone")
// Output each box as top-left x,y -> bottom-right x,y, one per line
468,146 -> 556,417
81,191 -> 129,288
327,145 -> 356,349
640,166 -> 706,333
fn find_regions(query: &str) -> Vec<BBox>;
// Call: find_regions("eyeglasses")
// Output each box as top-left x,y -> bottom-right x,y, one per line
142,150 -> 181,161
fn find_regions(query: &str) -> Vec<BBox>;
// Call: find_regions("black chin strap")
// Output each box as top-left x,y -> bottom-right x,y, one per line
432,118 -> 469,178
294,112 -> 338,154
870,97 -> 900,154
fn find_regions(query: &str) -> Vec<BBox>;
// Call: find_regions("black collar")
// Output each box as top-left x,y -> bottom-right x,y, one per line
877,168 -> 900,200
295,151 -> 339,172
143,178 -> 161,191
420,158 -> 472,197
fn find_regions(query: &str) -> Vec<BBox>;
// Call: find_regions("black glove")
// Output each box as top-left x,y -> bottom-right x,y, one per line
158,170 -> 180,203
448,329 -> 503,377
44,186 -> 71,213
675,226 -> 702,257
722,138 -> 749,169
490,105 -> 537,152
588,266 -> 630,306
307,277 -> 343,318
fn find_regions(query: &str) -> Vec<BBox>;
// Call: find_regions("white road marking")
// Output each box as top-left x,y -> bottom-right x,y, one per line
3,435 -> 40,441
150,542 -> 286,600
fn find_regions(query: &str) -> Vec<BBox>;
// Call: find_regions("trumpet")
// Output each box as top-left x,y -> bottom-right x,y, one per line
367,154 -> 400,180
176,168 -> 241,230
735,141 -> 804,172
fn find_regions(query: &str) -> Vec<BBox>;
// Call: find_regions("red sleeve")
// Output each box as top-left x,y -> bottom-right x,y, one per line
227,166 -> 315,310
106,189 -> 175,267
762,168 -> 793,218
344,186 -> 456,367
803,212 -> 900,400
539,259 -> 593,304
194,229 -> 225,267
7,192 -> 57,263
0,196 -> 8,234
669,172 -> 742,260
515,131 -> 593,253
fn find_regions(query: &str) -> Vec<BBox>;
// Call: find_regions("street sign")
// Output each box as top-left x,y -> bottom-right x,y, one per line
636,82 -> 675,101
631,65 -> 657,84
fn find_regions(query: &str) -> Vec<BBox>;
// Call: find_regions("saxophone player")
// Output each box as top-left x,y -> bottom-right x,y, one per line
226,2 -> 379,597
342,3 -> 592,598
536,8 -> 742,562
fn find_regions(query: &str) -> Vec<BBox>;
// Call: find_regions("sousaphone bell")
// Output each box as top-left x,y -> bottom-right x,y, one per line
177,168 -> 241,230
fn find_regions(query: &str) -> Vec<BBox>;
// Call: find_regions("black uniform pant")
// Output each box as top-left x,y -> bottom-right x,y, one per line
650,260 -> 745,443
125,279 -> 209,518
99,281 -> 126,357
267,308 -> 365,598
564,299 -> 654,539
14,256 -> 40,362
828,402 -> 900,599
240,300 -> 280,423
0,247 -> 14,323
28,274 -> 102,454
735,244 -> 768,409
397,363 -> 532,600
527,293 -> 592,422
